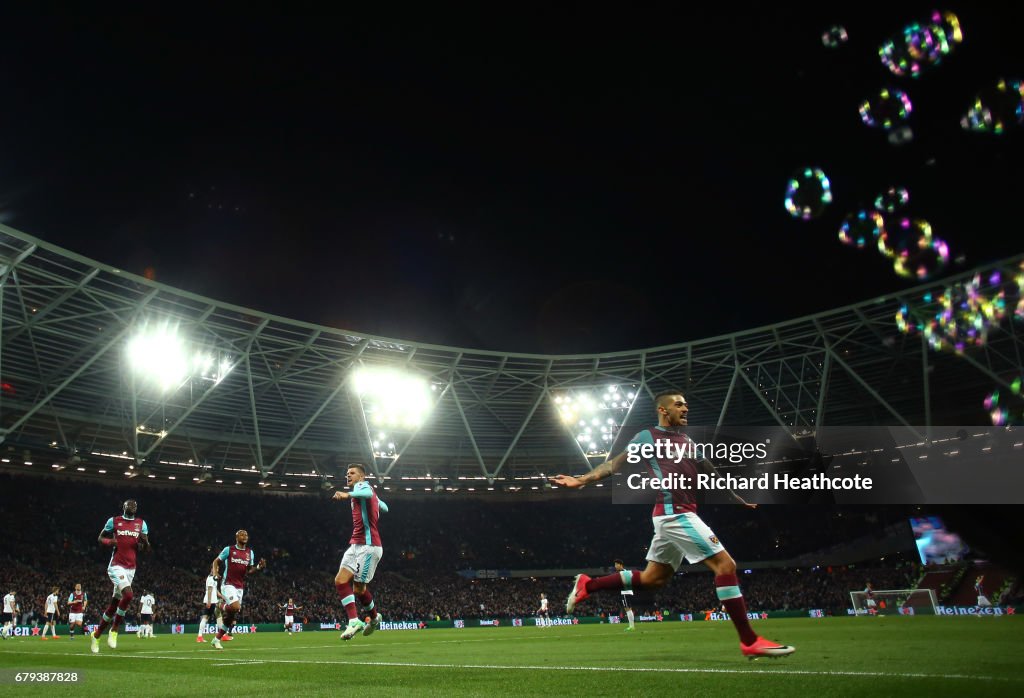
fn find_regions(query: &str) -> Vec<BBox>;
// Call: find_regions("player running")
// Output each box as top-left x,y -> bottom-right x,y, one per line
550,392 -> 794,659
197,570 -> 221,643
91,499 -> 150,653
333,463 -> 388,640
614,560 -> 636,631
210,530 -> 266,650
67,584 -> 88,639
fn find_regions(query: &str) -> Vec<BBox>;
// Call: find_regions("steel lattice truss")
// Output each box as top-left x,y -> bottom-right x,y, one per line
1,223 -> 1022,492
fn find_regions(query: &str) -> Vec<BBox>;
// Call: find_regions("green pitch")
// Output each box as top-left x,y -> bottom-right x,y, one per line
1,617 -> 1020,697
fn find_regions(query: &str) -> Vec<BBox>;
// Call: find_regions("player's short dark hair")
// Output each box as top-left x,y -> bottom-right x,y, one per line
613,559 -> 624,566
654,391 -> 683,408
347,463 -> 367,474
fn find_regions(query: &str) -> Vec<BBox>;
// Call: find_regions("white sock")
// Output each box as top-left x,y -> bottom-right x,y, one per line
627,610 -> 635,628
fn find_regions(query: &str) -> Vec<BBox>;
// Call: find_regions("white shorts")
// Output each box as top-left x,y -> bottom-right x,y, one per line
977,595 -> 992,607
340,544 -> 383,584
107,565 -> 137,594
284,615 -> 294,625
69,613 -> 84,624
866,599 -> 877,608
646,513 -> 725,569
221,584 -> 245,606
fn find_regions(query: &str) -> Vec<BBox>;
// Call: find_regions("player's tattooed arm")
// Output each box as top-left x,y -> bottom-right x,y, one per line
549,450 -> 629,489
139,532 -> 151,552
698,459 -> 758,509
98,527 -> 115,547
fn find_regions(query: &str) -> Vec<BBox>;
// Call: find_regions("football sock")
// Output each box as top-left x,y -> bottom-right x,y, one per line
586,569 -> 640,594
715,574 -> 757,645
357,591 -> 377,620
336,582 -> 358,621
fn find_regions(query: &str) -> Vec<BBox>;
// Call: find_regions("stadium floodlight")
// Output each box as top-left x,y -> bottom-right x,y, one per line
192,351 -> 235,384
126,321 -> 190,392
352,366 -> 441,468
352,366 -> 434,428
551,384 -> 639,459
126,320 -> 236,394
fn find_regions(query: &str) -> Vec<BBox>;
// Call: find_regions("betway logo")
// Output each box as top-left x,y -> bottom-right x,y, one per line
117,529 -> 140,537
230,555 -> 249,565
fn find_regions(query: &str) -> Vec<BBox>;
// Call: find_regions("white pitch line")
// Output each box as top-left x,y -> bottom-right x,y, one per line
4,650 -> 1020,683
213,660 -> 265,667
132,632 -> 571,654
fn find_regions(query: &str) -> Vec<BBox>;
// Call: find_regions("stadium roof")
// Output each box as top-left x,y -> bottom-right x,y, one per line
1,224 -> 1022,493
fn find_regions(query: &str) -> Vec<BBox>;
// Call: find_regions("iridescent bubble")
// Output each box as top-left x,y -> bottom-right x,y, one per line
877,217 -> 930,259
896,301 -> 932,335
838,210 -> 884,249
960,78 -> 1024,134
874,186 -> 909,213
927,274 -> 1008,351
984,382 -> 1024,425
822,26 -> 849,48
1014,262 -> 1024,321
928,10 -> 963,56
784,168 -> 833,220
893,235 -> 949,280
984,389 -> 1000,411
859,88 -> 912,129
880,11 -> 963,78
879,37 -> 927,78
903,22 -> 941,62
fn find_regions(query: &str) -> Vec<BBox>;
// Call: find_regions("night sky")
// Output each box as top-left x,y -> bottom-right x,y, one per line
1,4 -> 1021,353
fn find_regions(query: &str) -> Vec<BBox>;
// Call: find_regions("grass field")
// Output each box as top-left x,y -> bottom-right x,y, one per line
1,617 -> 1021,696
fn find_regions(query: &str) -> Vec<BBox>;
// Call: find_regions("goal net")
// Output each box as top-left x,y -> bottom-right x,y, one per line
849,588 -> 938,616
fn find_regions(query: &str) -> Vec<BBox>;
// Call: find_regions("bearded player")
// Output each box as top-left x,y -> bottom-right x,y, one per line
91,499 -> 150,653
551,392 -> 794,659
210,529 -> 266,650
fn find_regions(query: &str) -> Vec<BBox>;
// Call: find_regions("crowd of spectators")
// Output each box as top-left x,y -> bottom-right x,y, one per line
0,473 -> 933,624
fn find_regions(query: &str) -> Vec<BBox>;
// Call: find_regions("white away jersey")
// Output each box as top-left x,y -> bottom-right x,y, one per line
3,593 -> 16,613
204,575 -> 218,604
141,594 -> 155,614
45,593 -> 58,613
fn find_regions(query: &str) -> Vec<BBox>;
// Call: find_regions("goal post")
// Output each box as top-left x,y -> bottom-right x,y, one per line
849,588 -> 938,615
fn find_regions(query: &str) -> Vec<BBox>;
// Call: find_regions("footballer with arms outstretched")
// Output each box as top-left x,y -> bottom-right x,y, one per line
550,392 -> 794,659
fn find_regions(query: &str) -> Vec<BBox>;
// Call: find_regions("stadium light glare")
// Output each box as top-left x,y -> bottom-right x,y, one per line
126,321 -> 190,392
353,366 -> 435,429
551,384 -> 639,458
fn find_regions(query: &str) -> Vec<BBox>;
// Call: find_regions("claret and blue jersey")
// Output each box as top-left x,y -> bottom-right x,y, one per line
349,480 -> 388,546
629,426 -> 700,517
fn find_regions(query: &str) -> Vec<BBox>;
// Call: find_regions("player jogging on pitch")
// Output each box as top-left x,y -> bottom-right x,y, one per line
551,392 -> 794,659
